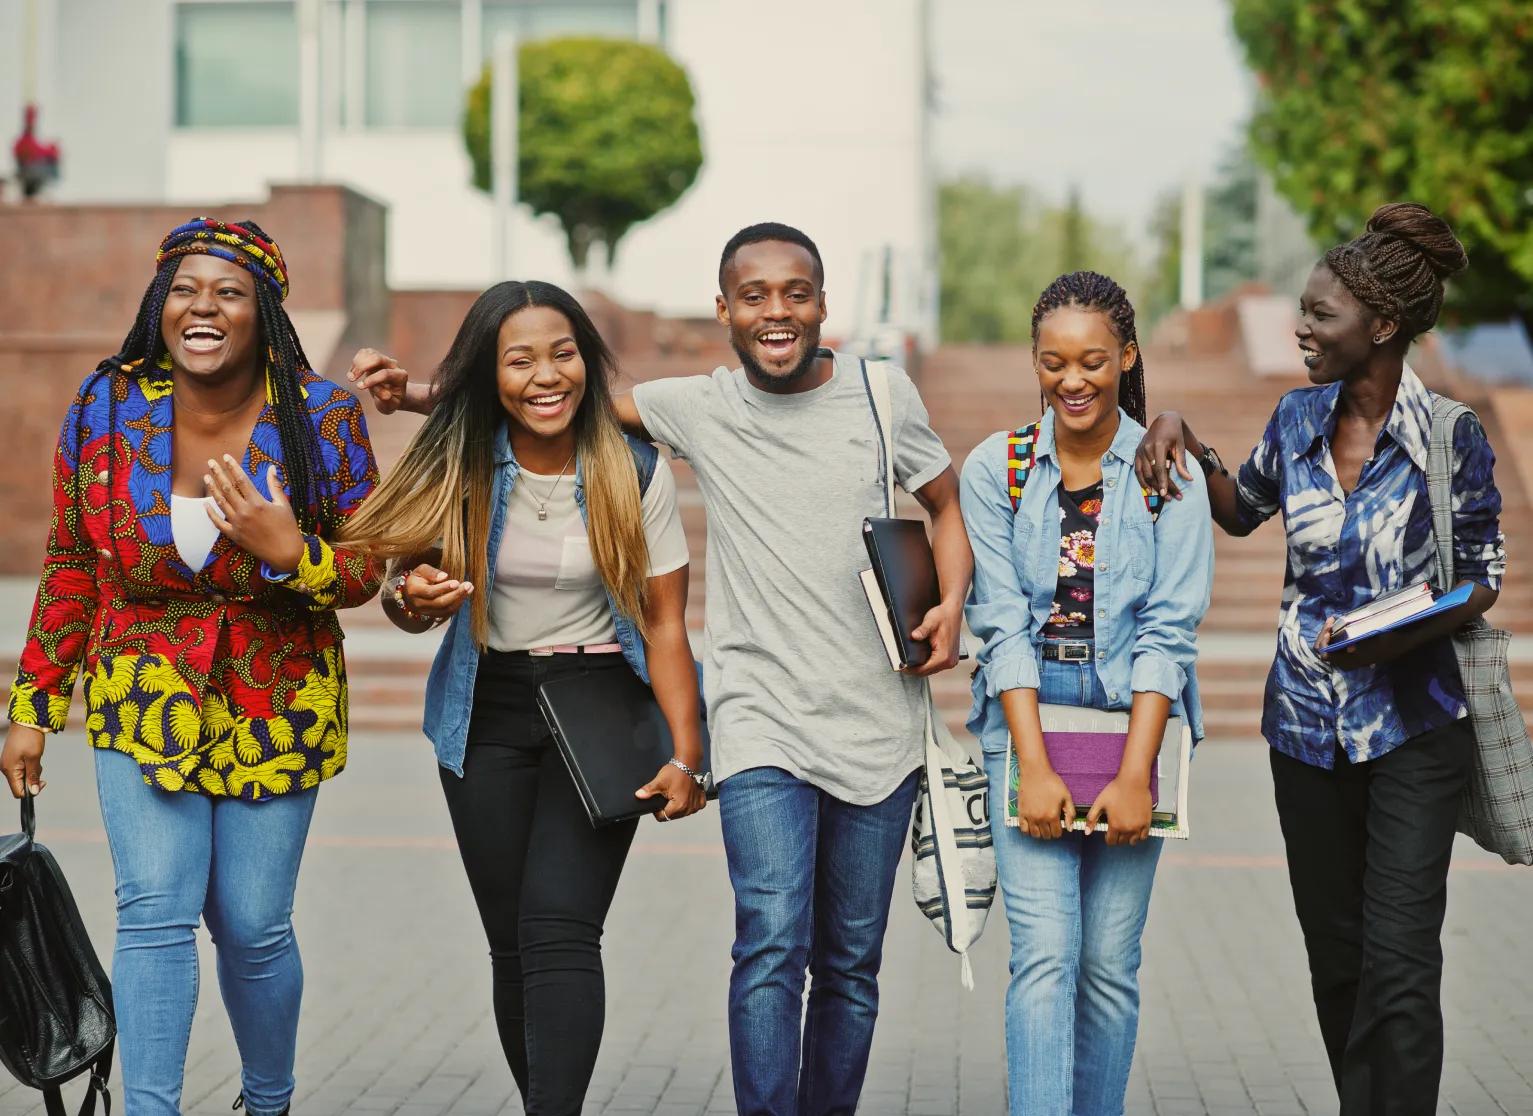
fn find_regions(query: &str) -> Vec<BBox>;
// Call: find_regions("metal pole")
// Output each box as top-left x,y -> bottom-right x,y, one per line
297,0 -> 322,181
1179,176 -> 1205,311
461,0 -> 483,86
491,31 -> 518,279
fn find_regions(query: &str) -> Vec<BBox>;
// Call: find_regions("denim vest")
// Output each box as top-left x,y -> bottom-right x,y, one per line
424,424 -> 658,775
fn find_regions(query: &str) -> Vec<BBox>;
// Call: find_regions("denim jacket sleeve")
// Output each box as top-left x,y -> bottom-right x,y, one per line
1131,451 -> 1214,700
960,432 -> 1040,696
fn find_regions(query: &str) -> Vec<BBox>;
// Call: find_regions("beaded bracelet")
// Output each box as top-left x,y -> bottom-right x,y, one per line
389,573 -> 443,628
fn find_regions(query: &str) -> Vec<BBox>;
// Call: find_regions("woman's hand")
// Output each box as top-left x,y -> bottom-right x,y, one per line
1016,756 -> 1075,839
206,459 -> 305,573
1316,616 -> 1390,671
636,762 -> 706,822
348,348 -> 412,415
1,723 -> 46,798
403,564 -> 474,620
1134,410 -> 1195,501
1084,775 -> 1153,845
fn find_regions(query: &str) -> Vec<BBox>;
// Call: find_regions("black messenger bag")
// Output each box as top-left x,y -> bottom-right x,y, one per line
0,791 -> 114,1116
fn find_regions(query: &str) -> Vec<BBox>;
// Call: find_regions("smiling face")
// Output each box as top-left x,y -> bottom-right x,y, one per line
159,254 -> 262,380
717,240 -> 827,386
1034,305 -> 1132,438
495,304 -> 587,441
1296,264 -> 1391,385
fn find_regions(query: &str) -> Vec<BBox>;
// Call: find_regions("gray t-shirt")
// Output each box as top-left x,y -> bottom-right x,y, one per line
633,349 -> 951,804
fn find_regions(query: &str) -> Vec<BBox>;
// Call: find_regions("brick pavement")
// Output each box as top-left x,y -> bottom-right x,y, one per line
2,732 -> 1529,1116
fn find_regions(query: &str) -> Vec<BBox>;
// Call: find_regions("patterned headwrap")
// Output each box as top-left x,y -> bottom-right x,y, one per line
155,217 -> 290,301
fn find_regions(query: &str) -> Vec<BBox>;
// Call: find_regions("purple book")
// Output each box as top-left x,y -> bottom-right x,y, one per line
1043,727 -> 1159,807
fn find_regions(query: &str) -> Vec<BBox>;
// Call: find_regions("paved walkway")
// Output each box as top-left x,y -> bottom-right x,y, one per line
1,730 -> 1529,1116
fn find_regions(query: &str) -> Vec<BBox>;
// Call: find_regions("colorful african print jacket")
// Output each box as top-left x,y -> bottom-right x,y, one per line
7,364 -> 382,799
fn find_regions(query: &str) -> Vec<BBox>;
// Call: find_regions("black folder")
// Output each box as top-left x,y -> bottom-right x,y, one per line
862,516 -> 941,669
537,667 -> 714,827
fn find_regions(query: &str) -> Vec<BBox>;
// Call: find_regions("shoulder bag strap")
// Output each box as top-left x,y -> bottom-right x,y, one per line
1426,396 -> 1470,592
861,358 -> 897,518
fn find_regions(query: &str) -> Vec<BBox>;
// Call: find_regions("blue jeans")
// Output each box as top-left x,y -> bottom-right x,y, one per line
982,652 -> 1163,1116
719,765 -> 920,1116
94,747 -> 318,1116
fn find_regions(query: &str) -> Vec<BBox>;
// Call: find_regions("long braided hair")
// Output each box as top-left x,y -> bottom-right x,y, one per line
1322,202 -> 1468,342
1030,270 -> 1147,425
81,218 -> 330,584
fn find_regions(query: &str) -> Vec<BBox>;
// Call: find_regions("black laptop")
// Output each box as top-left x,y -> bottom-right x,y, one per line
537,667 -> 714,827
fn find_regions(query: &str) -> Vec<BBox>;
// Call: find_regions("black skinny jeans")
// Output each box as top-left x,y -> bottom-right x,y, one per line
1270,717 -> 1473,1116
439,650 -> 638,1116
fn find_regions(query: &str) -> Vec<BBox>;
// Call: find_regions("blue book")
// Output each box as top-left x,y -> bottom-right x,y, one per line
1324,582 -> 1473,653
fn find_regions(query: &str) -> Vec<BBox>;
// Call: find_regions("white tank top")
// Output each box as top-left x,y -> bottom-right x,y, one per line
170,494 -> 220,571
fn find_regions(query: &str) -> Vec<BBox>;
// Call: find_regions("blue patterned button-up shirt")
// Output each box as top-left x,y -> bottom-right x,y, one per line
1235,367 -> 1505,768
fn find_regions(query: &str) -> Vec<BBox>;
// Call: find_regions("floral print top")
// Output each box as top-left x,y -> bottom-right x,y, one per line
1044,482 -> 1103,637
7,364 -> 382,799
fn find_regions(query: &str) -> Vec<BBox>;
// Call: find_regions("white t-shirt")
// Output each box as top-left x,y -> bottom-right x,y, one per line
487,455 -> 690,651
170,494 -> 219,571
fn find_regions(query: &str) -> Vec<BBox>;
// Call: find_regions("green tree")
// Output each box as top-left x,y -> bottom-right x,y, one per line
939,177 -> 1143,344
464,37 -> 703,270
1231,0 -> 1533,337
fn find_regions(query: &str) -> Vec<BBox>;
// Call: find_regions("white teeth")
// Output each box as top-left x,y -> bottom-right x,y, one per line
528,393 -> 566,406
760,331 -> 795,342
184,327 -> 224,340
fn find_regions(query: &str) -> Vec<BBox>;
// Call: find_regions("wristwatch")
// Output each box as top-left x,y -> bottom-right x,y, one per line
1196,443 -> 1227,478
667,756 -> 709,788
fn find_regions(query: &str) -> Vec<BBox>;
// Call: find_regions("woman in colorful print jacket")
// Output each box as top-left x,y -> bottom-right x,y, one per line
0,218 -> 381,1116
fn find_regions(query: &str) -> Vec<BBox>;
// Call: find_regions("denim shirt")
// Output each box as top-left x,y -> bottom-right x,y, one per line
423,424 -> 656,776
1234,366 -> 1504,767
960,410 -> 1214,752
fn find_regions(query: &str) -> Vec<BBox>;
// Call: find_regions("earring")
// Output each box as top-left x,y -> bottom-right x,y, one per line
1373,334 -> 1386,344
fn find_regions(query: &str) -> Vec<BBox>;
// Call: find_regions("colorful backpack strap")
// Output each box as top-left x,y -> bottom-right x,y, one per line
1006,423 -> 1041,511
1003,420 -> 1162,523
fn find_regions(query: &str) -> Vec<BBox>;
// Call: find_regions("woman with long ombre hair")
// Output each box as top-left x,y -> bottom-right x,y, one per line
339,280 -> 705,1115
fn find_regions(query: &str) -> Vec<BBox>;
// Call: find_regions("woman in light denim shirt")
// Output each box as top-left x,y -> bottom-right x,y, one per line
961,272 -> 1214,1116
340,282 -> 705,1114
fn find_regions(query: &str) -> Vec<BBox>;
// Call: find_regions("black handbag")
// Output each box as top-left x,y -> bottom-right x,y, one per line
0,790 -> 115,1116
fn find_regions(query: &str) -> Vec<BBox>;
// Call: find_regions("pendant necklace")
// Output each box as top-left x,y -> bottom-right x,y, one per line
531,452 -> 576,521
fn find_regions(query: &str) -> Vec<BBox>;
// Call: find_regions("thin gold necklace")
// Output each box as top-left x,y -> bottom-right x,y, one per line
529,452 -> 576,521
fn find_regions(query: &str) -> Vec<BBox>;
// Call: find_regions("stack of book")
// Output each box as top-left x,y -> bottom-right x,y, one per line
1325,581 -> 1471,652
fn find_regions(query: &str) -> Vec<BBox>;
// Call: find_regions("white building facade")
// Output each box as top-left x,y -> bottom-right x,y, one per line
5,0 -> 936,341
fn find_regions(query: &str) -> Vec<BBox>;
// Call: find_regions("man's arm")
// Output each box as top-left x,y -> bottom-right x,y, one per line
613,393 -> 652,441
909,467 -> 973,676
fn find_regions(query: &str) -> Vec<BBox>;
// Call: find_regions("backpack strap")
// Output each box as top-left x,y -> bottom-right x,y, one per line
1005,423 -> 1041,511
1004,420 -> 1163,523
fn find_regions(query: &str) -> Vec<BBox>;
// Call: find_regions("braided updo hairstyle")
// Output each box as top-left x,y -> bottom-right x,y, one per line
1031,270 -> 1147,425
1322,202 -> 1468,342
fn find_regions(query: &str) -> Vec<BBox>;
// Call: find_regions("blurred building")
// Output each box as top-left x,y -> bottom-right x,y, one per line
2,0 -> 937,343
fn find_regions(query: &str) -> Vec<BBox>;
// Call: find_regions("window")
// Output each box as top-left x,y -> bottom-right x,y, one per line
481,0 -> 639,53
175,2 -> 300,127
365,0 -> 463,127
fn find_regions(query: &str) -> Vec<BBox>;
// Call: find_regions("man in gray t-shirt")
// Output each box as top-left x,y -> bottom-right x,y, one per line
622,224 -> 971,1115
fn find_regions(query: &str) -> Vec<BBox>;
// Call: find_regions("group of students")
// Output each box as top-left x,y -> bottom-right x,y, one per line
0,199 -> 1502,1116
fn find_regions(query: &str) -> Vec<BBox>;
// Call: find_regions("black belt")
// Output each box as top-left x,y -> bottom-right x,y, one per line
1041,640 -> 1093,663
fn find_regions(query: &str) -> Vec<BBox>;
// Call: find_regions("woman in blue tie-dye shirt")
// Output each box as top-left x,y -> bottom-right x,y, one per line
1135,203 -> 1503,1116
